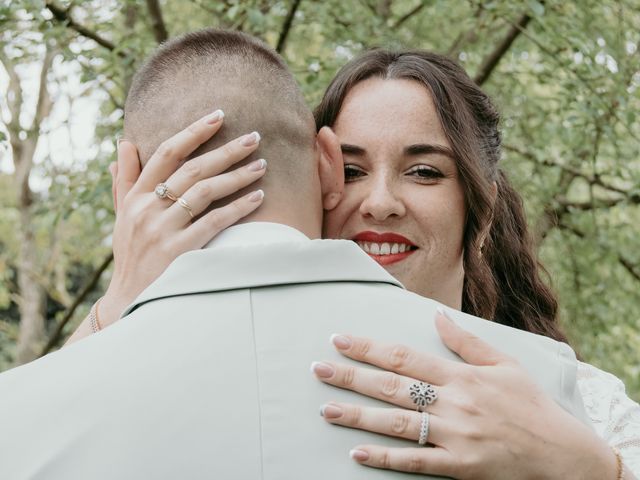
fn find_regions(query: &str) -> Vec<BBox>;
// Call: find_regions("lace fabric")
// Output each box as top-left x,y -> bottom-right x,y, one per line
577,361 -> 640,475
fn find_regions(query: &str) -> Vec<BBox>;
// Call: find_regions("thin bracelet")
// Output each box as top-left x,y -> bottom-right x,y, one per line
89,297 -> 104,333
612,447 -> 625,480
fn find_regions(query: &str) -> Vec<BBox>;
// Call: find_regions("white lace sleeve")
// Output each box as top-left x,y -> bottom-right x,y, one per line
577,361 -> 640,476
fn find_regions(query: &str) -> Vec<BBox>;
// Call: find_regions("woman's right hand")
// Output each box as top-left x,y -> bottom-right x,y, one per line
86,110 -> 266,337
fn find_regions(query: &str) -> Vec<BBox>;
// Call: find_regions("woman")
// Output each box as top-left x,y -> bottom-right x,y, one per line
65,49 -> 639,478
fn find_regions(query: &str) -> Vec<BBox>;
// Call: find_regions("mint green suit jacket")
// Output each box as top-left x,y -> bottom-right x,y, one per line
0,240 -> 588,479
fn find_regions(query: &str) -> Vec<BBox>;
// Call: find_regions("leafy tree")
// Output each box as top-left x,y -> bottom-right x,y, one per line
0,0 -> 638,399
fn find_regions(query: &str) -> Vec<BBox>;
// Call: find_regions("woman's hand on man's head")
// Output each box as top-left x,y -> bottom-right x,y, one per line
311,310 -> 619,480
100,110 -> 266,328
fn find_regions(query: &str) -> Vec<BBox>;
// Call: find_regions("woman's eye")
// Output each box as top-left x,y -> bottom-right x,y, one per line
406,165 -> 443,181
344,164 -> 365,181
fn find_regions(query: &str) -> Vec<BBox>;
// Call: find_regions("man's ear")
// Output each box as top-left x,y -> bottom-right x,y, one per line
316,126 -> 344,211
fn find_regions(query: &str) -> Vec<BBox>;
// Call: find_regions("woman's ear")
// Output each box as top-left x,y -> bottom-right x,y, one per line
316,126 -> 344,211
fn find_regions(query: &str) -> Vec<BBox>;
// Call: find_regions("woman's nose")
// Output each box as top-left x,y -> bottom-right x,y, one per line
359,176 -> 406,222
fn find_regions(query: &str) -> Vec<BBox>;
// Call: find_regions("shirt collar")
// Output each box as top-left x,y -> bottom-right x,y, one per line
203,222 -> 310,249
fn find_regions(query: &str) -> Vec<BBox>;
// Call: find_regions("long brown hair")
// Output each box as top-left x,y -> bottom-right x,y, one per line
314,49 -> 568,343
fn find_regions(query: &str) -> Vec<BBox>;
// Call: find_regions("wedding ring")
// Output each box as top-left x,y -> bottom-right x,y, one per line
418,411 -> 430,446
154,182 -> 178,202
409,381 -> 438,411
177,197 -> 194,218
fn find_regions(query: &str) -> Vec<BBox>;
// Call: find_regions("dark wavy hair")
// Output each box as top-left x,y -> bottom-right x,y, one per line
314,49 -> 568,343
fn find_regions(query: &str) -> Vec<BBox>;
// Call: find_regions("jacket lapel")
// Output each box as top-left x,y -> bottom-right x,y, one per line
123,239 -> 404,316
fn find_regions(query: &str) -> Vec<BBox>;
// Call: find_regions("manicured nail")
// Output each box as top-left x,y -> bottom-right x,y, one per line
320,403 -> 343,419
437,306 -> 454,324
330,334 -> 351,350
240,131 -> 260,146
248,189 -> 264,202
248,158 -> 267,172
350,449 -> 369,461
310,361 -> 334,378
206,109 -> 224,124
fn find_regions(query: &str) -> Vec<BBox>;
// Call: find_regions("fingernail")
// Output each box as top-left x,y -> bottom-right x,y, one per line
240,131 -> 261,146
206,109 -> 224,124
116,136 -> 122,152
310,361 -> 334,378
320,403 -> 343,419
350,449 -> 369,461
437,306 -> 454,324
248,189 -> 264,202
248,158 -> 267,172
330,334 -> 352,350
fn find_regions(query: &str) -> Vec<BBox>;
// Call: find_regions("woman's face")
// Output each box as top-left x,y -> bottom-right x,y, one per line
323,78 -> 467,307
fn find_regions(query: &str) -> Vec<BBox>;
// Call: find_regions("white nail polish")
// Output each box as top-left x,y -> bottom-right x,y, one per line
206,109 -> 224,124
248,190 -> 264,202
248,158 -> 267,172
241,131 -> 261,146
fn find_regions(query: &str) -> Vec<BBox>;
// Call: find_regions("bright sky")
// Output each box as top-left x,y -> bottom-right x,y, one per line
0,54 -> 113,193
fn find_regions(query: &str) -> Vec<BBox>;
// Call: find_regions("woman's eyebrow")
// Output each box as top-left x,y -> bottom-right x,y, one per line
405,143 -> 455,158
341,143 -> 366,156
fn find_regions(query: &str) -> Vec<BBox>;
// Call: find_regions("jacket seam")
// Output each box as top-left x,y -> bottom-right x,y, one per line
249,288 -> 265,479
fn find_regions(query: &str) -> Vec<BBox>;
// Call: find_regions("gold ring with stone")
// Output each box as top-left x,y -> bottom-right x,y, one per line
177,197 -> 194,218
154,183 -> 178,202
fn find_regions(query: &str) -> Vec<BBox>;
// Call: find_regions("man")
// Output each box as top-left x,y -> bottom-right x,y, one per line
0,29 -> 589,479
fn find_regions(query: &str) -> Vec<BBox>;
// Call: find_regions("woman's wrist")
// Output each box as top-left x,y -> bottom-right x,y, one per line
99,288 -> 132,328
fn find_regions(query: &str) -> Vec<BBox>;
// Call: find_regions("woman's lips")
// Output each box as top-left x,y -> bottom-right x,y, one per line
351,231 -> 418,266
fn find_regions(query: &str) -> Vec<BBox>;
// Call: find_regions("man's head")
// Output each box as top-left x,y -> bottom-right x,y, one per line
124,29 -> 343,237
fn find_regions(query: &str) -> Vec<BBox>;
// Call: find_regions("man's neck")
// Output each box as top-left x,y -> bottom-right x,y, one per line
203,222 -> 310,249
236,203 -> 323,240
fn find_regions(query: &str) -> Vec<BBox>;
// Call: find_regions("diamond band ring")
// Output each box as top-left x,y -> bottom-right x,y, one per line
418,411 -> 430,446
154,183 -> 178,202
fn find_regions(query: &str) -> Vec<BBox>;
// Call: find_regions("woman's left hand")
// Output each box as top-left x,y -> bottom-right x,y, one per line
311,311 -> 616,479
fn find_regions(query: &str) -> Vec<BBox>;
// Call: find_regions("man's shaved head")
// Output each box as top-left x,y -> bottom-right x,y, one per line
124,29 -> 316,191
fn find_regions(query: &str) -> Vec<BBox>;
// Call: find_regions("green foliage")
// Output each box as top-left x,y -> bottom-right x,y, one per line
0,0 -> 638,401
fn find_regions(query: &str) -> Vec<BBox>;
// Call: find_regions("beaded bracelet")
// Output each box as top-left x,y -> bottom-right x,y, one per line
612,447 -> 625,480
89,298 -> 103,333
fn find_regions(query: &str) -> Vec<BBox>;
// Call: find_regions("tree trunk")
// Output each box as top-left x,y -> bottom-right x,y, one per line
2,45 -> 55,365
14,205 -> 46,365
13,133 -> 47,364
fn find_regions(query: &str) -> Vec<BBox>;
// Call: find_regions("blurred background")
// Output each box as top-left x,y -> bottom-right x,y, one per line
0,0 -> 638,399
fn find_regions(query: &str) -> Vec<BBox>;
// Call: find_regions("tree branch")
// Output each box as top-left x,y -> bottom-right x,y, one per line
619,255 -> 640,283
40,252 -> 113,356
556,196 -> 631,211
558,222 -> 640,283
503,143 -> 630,196
446,3 -> 484,57
276,0 -> 302,54
0,45 -> 23,136
145,0 -> 169,44
474,12 -> 532,85
393,0 -> 428,29
33,47 -> 56,132
45,1 -> 123,55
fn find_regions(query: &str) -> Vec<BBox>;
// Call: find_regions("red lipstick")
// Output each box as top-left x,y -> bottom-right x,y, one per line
351,231 -> 417,266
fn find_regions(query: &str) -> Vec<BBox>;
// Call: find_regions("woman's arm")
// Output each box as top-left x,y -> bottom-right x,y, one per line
311,310 -> 636,479
64,110 -> 266,346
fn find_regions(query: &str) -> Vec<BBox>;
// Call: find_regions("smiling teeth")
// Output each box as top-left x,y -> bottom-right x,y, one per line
356,242 -> 411,255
